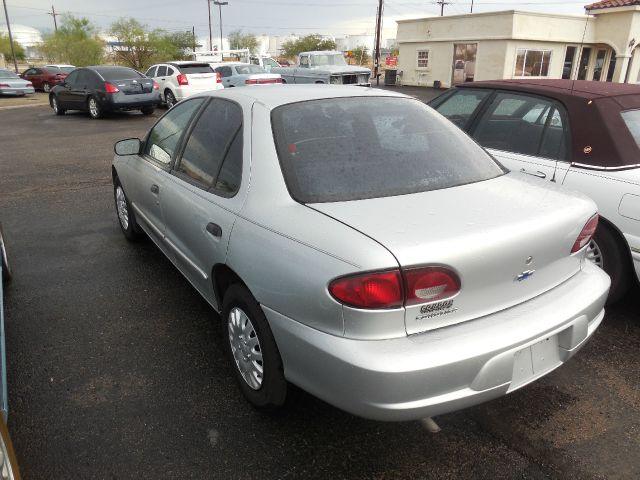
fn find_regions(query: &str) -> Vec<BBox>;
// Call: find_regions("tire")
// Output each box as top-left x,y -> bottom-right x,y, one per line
50,95 -> 65,115
222,284 -> 287,410
140,106 -> 155,115
281,79 -> 287,84
0,224 -> 12,283
165,90 -> 177,109
587,223 -> 630,304
113,178 -> 142,242
87,96 -> 103,119
43,82 -> 51,93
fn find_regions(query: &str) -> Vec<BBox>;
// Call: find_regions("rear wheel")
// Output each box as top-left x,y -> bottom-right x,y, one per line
222,284 -> 287,410
140,106 -> 155,115
51,95 -> 65,115
165,90 -> 177,109
587,223 -> 630,304
88,96 -> 103,119
0,224 -> 12,283
43,82 -> 51,93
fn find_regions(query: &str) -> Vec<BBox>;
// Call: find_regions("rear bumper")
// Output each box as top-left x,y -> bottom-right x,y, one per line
102,92 -> 162,110
174,85 -> 222,100
0,86 -> 34,96
264,262 -> 610,421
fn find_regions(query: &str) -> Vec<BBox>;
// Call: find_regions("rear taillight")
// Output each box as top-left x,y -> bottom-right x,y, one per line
0,84 -> 9,88
177,74 -> 189,85
153,81 -> 159,90
245,79 -> 258,85
245,78 -> 282,85
571,214 -> 599,254
329,270 -> 403,309
105,82 -> 119,93
403,267 -> 461,305
26,83 -> 33,87
216,72 -> 222,83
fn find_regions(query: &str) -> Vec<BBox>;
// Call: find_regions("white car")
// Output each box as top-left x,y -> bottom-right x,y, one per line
145,61 -> 223,108
431,79 -> 640,303
44,64 -> 76,74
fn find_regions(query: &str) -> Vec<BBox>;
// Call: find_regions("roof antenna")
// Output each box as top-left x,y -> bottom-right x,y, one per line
572,7 -> 592,95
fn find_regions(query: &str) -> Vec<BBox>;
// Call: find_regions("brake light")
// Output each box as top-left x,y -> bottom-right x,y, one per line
329,270 -> 403,309
153,81 -> 159,90
216,72 -> 222,83
403,267 -> 461,305
245,78 -> 282,85
571,214 -> 599,253
26,83 -> 33,87
177,74 -> 189,85
0,84 -> 9,87
105,82 -> 119,93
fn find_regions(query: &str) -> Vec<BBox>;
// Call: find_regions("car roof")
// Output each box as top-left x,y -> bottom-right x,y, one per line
299,50 -> 342,56
201,84 -> 408,109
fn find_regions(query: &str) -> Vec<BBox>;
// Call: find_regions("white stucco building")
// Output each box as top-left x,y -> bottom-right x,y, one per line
0,24 -> 43,58
396,0 -> 640,88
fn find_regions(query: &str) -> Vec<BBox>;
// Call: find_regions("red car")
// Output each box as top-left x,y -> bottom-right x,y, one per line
20,66 -> 68,93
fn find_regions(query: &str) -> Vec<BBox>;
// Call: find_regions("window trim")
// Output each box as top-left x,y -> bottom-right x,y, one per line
513,48 -> 553,78
416,49 -> 430,70
171,97 -> 244,198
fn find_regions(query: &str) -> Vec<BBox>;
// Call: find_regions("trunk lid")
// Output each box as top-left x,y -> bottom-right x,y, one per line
112,78 -> 154,95
311,174 -> 596,335
245,74 -> 282,84
185,72 -> 218,88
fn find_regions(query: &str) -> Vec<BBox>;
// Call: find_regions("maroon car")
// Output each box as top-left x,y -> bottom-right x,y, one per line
20,67 -> 68,93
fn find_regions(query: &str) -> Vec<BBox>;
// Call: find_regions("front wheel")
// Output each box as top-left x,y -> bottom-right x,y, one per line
113,178 -> 142,241
51,95 -> 66,115
88,96 -> 103,119
587,224 -> 630,304
222,284 -> 287,410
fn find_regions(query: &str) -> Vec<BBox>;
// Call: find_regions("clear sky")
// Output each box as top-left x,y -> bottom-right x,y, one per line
5,0 -> 591,40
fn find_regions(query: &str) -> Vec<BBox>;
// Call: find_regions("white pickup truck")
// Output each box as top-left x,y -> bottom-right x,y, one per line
270,51 -> 371,86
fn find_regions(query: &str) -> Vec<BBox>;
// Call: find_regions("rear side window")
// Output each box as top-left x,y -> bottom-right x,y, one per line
272,97 -> 504,203
472,92 -> 569,160
235,65 -> 265,75
433,89 -> 490,128
178,64 -> 213,74
176,99 -> 243,195
621,110 -> 640,147
145,99 -> 204,165
157,66 -> 168,77
99,68 -> 142,81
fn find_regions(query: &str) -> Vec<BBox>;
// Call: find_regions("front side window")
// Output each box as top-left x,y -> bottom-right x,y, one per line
514,49 -> 552,77
176,99 -> 243,194
433,89 -> 490,129
272,97 -> 504,203
64,70 -> 79,86
145,99 -> 204,165
417,50 -> 429,69
473,92 -> 569,160
299,56 -> 309,68
145,66 -> 157,77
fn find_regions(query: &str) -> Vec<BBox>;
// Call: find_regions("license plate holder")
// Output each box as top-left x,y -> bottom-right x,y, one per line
509,335 -> 562,392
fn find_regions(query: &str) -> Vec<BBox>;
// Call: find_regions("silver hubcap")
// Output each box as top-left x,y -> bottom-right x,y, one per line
44,83 -> 50,92
228,307 -> 263,390
115,186 -> 129,230
586,239 -> 604,268
89,99 -> 98,117
52,97 -> 58,112
167,94 -> 175,108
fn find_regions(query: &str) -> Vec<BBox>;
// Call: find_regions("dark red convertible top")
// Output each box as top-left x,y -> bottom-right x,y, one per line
458,79 -> 640,169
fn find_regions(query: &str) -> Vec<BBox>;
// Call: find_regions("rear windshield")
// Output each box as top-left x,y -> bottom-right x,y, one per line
59,66 -> 75,73
97,68 -> 143,80
178,64 -> 213,74
272,97 -> 505,203
235,65 -> 265,75
621,109 -> 640,147
0,70 -> 19,79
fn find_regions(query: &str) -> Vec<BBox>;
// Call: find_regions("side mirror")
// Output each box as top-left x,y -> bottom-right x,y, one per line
114,138 -> 142,156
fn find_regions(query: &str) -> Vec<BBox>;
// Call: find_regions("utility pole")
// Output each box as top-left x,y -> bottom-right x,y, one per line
470,0 -> 474,13
373,0 -> 383,85
48,4 -> 60,32
1,0 -> 18,73
214,1 -> 228,52
208,0 -> 213,51
192,26 -> 196,53
436,0 -> 450,17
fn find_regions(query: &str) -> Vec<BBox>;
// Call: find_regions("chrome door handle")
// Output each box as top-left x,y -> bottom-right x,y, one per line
150,184 -> 160,194
206,222 -> 222,238
520,168 -> 546,179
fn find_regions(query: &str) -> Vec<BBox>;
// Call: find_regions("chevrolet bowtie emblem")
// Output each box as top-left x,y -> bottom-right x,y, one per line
516,270 -> 536,282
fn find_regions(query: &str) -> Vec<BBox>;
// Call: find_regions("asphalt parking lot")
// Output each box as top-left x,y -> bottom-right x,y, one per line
0,87 -> 639,479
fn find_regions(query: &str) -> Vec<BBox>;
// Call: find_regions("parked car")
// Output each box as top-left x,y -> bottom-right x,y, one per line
430,79 -> 640,303
248,55 -> 281,71
0,225 -> 21,479
111,86 -> 609,421
20,66 -> 68,92
0,69 -> 34,96
270,51 -> 371,85
44,64 -> 76,74
49,66 -> 161,119
213,63 -> 282,87
145,61 -> 222,109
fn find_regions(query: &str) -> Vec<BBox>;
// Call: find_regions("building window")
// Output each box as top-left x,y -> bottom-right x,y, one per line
514,49 -> 552,77
417,50 -> 429,69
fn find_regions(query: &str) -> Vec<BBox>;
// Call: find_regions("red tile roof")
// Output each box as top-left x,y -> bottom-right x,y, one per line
585,0 -> 640,10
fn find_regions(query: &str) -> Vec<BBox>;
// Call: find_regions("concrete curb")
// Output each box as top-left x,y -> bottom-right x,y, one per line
0,103 -> 49,111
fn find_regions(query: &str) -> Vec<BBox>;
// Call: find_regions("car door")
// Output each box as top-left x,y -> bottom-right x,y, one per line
161,98 -> 246,307
68,69 -> 91,109
294,55 -> 311,84
127,98 -> 206,248
55,70 -> 79,108
22,68 -> 39,88
155,65 -> 168,97
468,91 -> 571,182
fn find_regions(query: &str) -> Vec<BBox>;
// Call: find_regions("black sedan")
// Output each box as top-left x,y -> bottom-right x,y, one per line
49,66 -> 161,119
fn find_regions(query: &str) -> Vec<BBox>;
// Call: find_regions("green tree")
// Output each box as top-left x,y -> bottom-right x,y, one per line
109,19 -> 194,70
352,45 -> 369,65
39,16 -> 104,66
0,34 -> 25,62
281,35 -> 336,58
228,30 -> 259,54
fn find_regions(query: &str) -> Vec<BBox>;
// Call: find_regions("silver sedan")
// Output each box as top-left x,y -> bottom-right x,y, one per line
213,63 -> 282,87
0,69 -> 34,96
111,86 -> 610,421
